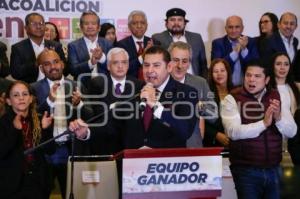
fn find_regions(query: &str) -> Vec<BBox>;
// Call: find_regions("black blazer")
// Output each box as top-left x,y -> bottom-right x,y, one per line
31,78 -> 93,155
88,75 -> 143,154
0,41 -> 9,78
10,38 -> 67,83
108,77 -> 198,149
116,35 -> 151,78
260,32 -> 299,64
0,109 -> 53,198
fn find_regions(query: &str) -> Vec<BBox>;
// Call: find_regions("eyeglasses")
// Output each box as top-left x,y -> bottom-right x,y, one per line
29,21 -> 45,27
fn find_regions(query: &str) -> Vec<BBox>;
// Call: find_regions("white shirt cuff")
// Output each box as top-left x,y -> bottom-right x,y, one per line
153,102 -> 164,119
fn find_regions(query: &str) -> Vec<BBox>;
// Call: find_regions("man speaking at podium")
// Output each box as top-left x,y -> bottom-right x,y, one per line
71,46 -> 198,150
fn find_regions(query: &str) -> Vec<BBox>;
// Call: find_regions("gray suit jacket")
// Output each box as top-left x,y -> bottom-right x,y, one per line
152,30 -> 208,78
184,73 -> 215,148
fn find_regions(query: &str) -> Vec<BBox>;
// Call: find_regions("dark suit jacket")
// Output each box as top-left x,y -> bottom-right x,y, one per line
31,78 -> 93,155
0,109 -> 53,198
0,41 -> 9,78
109,77 -> 198,149
152,30 -> 208,78
116,35 -> 151,77
10,38 -> 66,83
68,37 -> 112,87
184,73 -> 215,147
88,75 -> 143,154
211,35 -> 259,74
260,32 -> 299,64
294,50 -> 300,82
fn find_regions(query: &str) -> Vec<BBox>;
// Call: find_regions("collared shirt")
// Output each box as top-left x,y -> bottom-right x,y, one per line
228,37 -> 248,86
111,75 -> 126,93
132,35 -> 145,64
221,89 -> 297,140
152,75 -> 170,119
83,36 -> 106,77
30,38 -> 45,81
279,31 -> 295,61
46,77 -> 89,141
169,31 -> 187,43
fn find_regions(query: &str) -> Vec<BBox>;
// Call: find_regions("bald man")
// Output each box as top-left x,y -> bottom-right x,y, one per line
211,15 -> 259,86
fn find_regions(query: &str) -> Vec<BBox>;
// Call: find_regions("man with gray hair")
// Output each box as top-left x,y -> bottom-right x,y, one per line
117,10 -> 153,79
168,41 -> 215,147
88,47 -> 143,155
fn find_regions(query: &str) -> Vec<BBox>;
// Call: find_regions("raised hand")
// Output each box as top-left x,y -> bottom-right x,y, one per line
13,113 -> 23,130
68,119 -> 89,139
41,111 -> 53,129
49,82 -> 60,102
72,87 -> 81,106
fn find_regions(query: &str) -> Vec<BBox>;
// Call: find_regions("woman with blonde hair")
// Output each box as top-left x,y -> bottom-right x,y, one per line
0,81 -> 53,199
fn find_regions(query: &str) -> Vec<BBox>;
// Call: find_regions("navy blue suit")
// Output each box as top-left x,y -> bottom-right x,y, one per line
10,39 -> 67,83
31,78 -> 92,154
116,35 -> 151,77
108,77 -> 198,149
211,35 -> 259,74
68,37 -> 112,87
260,32 -> 299,64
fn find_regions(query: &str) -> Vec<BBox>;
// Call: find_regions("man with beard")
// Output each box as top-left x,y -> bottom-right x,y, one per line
10,12 -> 67,83
152,8 -> 208,78
31,49 -> 92,199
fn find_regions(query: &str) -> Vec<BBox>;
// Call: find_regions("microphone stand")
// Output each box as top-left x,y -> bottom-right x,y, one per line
69,132 -> 75,199
24,92 -> 141,198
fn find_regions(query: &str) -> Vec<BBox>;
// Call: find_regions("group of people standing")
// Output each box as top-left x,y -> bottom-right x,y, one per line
0,7 -> 299,199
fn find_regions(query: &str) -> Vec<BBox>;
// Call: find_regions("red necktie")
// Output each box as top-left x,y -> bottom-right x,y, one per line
143,105 -> 152,132
136,41 -> 144,56
137,41 -> 145,80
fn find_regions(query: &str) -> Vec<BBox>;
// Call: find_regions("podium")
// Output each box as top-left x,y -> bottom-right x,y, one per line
65,155 -> 119,199
115,147 -> 223,199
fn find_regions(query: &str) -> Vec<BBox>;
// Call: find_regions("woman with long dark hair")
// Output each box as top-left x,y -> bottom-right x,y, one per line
203,58 -> 234,147
98,23 -> 117,46
269,52 -> 300,165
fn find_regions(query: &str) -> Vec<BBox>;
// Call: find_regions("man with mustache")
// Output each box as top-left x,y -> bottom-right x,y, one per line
31,49 -> 92,199
152,8 -> 208,78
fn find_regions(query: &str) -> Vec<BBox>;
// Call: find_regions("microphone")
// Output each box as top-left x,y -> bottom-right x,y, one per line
139,98 -> 147,111
139,83 -> 153,111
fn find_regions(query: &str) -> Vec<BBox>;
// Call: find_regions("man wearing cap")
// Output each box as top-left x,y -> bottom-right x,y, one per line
152,8 -> 208,78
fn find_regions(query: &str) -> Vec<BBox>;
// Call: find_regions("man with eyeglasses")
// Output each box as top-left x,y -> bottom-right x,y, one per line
31,49 -> 92,199
10,12 -> 66,83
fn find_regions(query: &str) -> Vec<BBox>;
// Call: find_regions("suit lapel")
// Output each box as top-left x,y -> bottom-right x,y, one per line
78,38 -> 90,61
25,39 -> 37,61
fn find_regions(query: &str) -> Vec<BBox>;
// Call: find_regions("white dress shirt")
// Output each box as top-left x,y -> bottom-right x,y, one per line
83,36 -> 106,77
221,90 -> 297,141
